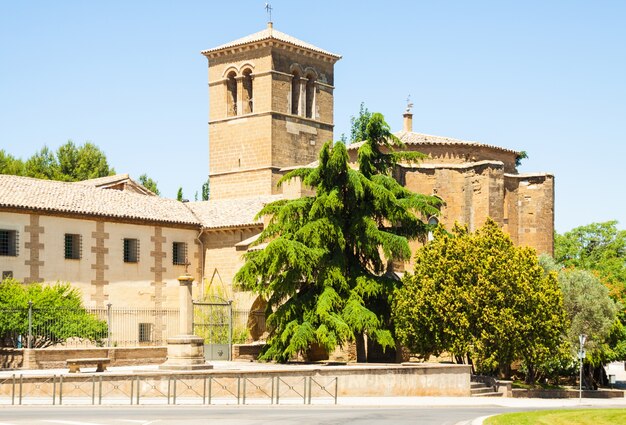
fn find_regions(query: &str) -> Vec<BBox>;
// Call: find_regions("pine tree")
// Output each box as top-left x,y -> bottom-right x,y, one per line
235,113 -> 441,362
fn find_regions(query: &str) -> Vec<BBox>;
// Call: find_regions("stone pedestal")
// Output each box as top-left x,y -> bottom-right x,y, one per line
160,274 -> 213,371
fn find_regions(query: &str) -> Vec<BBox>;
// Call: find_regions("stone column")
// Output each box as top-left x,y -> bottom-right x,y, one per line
159,274 -> 213,370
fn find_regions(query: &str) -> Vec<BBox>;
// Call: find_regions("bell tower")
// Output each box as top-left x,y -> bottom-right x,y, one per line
201,23 -> 341,199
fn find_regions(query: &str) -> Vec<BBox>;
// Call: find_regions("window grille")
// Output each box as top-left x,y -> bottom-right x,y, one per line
64,233 -> 82,259
0,229 -> 18,256
172,242 -> 188,265
2,271 -> 13,279
123,238 -> 140,263
138,323 -> 153,343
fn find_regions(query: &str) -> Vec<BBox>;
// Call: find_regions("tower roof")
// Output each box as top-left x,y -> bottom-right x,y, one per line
201,24 -> 341,61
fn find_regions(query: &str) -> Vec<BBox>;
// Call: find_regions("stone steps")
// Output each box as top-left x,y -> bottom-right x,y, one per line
470,381 -> 503,397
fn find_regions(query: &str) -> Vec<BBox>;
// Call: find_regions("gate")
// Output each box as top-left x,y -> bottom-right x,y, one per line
193,297 -> 232,361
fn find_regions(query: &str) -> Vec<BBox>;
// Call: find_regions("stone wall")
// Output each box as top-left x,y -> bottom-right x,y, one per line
1,347 -> 167,370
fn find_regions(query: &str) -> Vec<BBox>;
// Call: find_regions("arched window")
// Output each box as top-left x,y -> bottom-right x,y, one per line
427,216 -> 439,242
242,69 -> 253,114
226,71 -> 237,117
291,70 -> 300,115
305,74 -> 315,119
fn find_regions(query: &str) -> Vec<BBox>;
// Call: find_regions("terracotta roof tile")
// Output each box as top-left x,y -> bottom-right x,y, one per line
347,131 -> 520,155
0,175 -> 198,225
201,26 -> 341,59
187,195 -> 282,229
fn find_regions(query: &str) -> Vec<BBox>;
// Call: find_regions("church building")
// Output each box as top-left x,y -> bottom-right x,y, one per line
0,23 -> 554,344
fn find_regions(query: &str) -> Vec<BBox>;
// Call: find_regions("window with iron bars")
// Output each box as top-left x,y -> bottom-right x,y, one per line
138,323 -> 153,343
123,238 -> 140,263
64,233 -> 82,259
172,241 -> 188,265
0,229 -> 18,256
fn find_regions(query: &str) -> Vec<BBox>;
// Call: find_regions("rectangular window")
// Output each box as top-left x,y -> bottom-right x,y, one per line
123,238 -> 140,263
2,271 -> 13,280
172,242 -> 188,265
64,233 -> 81,259
138,323 -> 153,343
0,229 -> 18,256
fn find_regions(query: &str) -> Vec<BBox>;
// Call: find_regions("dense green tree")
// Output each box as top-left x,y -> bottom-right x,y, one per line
348,102 -> 372,144
0,278 -> 108,348
0,150 -> 25,175
394,219 -> 568,382
235,113 -> 441,362
202,178 -> 210,201
2,141 -> 114,182
555,221 -> 626,303
176,187 -> 184,201
23,146 -> 59,180
138,173 -> 160,195
540,255 -> 624,387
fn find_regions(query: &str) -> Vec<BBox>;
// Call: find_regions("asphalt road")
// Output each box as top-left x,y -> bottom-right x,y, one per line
0,405 -> 533,425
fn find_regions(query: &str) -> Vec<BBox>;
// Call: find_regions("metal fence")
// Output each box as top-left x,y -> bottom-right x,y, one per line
0,373 -> 338,405
0,305 -> 257,349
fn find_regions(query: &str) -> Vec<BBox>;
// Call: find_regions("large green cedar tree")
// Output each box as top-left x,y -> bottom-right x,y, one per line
235,113 -> 441,362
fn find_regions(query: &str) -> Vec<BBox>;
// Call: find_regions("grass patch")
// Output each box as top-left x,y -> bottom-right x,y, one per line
511,381 -> 564,390
484,409 -> 626,425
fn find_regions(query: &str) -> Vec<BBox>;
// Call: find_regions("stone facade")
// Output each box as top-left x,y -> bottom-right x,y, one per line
202,23 -> 340,199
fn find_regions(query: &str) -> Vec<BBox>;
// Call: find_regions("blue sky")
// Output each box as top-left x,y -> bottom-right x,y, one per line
1,1 -> 625,233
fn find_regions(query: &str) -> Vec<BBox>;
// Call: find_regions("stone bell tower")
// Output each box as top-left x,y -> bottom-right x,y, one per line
201,23 -> 341,199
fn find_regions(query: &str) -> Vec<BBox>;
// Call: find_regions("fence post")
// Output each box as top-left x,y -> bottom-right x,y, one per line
27,300 -> 33,349
106,303 -> 112,347
228,301 -> 233,361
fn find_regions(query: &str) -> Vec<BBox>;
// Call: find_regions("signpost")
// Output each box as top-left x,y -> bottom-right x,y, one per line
578,334 -> 587,402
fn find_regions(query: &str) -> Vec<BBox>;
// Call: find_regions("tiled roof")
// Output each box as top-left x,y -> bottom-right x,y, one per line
187,195 -> 283,229
0,175 -> 199,226
201,25 -> 341,59
347,131 -> 520,155
77,174 -> 132,186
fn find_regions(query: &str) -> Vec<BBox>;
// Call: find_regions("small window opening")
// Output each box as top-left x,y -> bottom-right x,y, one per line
138,323 -> 153,343
291,70 -> 300,115
0,229 -> 18,256
427,217 -> 439,242
242,69 -> 253,114
123,238 -> 140,263
64,233 -> 82,260
226,71 -> 237,117
305,74 -> 315,119
173,242 -> 188,265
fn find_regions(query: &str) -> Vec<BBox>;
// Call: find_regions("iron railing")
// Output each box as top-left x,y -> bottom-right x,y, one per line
0,373 -> 338,406
0,305 -> 260,348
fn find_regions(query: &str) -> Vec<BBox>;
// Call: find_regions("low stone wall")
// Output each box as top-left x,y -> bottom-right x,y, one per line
0,363 -> 471,399
1,347 -> 167,370
512,388 -> 625,398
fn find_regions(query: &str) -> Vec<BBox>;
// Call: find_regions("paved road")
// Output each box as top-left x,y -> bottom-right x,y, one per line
0,405 -> 535,425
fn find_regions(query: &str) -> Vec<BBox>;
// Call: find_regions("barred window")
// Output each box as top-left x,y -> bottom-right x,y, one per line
138,323 -> 153,343
2,271 -> 13,279
64,233 -> 82,259
0,229 -> 18,256
123,238 -> 140,263
172,242 -> 188,265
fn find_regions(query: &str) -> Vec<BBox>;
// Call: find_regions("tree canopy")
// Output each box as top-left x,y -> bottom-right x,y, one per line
555,221 -> 626,303
1,141 -> 161,195
393,219 -> 568,382
235,112 -> 441,362
0,278 -> 108,348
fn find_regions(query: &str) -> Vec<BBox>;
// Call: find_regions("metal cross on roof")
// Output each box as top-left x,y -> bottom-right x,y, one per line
405,95 -> 414,113
265,2 -> 273,22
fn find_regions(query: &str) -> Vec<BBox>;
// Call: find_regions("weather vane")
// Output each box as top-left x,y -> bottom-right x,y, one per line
405,95 -> 413,113
265,2 -> 273,22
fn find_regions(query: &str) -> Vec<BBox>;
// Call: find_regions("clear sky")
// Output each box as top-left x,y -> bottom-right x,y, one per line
1,1 -> 625,233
